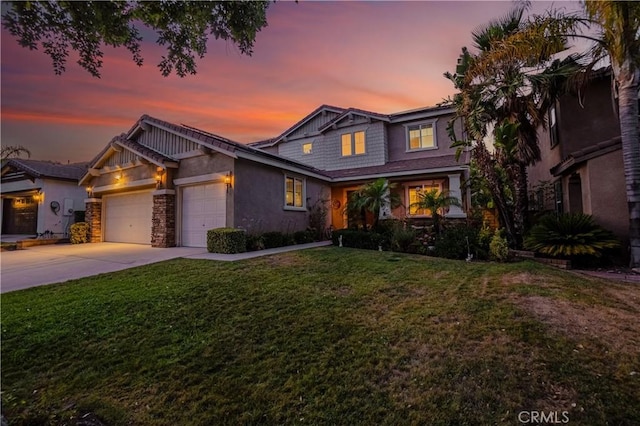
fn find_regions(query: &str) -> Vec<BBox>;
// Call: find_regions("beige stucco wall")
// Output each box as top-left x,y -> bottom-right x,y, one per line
586,150 -> 628,243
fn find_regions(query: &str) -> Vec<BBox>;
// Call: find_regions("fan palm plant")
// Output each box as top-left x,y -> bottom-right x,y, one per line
345,178 -> 401,230
410,188 -> 461,236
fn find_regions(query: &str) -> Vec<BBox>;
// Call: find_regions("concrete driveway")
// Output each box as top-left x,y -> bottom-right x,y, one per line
0,243 -> 206,293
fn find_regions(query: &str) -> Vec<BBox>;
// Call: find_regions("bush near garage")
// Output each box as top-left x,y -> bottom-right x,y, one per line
69,222 -> 90,244
207,228 -> 246,254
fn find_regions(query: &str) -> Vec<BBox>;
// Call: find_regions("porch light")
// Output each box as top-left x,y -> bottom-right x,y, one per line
155,169 -> 165,189
32,191 -> 43,203
86,186 -> 93,197
224,172 -> 232,191
114,173 -> 122,182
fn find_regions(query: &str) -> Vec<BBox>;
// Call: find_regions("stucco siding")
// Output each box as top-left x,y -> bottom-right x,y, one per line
586,150 -> 628,242
387,114 -> 459,162
233,159 -> 330,234
91,163 -> 157,194
173,154 -> 234,181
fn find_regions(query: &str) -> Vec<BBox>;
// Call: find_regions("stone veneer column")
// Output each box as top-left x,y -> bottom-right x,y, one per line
152,189 -> 176,248
445,173 -> 467,218
84,198 -> 103,243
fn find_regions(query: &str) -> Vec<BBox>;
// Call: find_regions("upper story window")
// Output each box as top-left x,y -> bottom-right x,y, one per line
302,142 -> 313,155
285,175 -> 305,209
341,131 -> 366,156
549,104 -> 559,148
407,181 -> 442,216
407,122 -> 436,151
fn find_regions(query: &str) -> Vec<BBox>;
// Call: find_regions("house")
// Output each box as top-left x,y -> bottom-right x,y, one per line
1,159 -> 88,237
528,69 -> 630,244
79,104 -> 470,248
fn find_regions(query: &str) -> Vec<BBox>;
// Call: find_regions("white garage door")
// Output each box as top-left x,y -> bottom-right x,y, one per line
181,183 -> 227,247
104,191 -> 153,244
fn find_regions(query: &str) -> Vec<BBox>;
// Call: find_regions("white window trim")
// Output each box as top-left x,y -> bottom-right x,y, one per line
406,180 -> 444,217
340,130 -> 367,157
284,174 -> 306,211
405,120 -> 438,152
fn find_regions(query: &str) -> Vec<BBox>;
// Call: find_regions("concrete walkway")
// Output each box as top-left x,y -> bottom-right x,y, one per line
0,241 -> 332,294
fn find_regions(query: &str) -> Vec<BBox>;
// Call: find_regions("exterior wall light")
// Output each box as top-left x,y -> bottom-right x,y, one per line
86,187 -> 93,197
32,191 -> 43,203
155,170 -> 165,189
224,172 -> 233,191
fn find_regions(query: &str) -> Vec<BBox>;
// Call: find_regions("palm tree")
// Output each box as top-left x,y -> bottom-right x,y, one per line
410,188 -> 462,236
583,1 -> 640,268
345,178 -> 401,230
445,3 -> 582,247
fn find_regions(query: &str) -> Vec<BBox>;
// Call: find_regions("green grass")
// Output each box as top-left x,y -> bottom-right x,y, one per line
2,247 -> 639,425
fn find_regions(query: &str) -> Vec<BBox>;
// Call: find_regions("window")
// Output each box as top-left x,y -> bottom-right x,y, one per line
302,142 -> 312,155
408,182 -> 441,216
285,175 -> 305,208
407,122 -> 436,150
341,131 -> 366,156
549,104 -> 559,148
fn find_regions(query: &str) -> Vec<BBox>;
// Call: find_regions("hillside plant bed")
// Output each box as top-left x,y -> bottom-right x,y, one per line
1,248 -> 639,425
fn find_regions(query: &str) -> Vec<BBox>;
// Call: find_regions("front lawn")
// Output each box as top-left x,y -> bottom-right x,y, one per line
1,248 -> 639,425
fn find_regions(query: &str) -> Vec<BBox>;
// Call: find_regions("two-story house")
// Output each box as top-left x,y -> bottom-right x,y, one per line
79,104 -> 470,247
528,68 -> 629,244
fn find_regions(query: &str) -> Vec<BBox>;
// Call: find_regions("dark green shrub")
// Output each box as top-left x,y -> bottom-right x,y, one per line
391,226 -> 417,253
262,231 -> 286,249
332,229 -> 387,250
489,229 -> 509,262
207,228 -> 246,254
308,199 -> 329,240
434,225 -> 481,260
294,230 -> 314,244
524,213 -> 619,261
69,222 -> 89,244
245,234 -> 264,252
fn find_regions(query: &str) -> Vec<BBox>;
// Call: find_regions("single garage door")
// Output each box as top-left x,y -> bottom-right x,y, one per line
104,191 -> 153,244
181,183 -> 226,247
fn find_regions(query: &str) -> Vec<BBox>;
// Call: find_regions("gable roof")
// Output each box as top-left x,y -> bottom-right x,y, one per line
248,104 -> 346,148
317,107 -> 390,132
81,115 -> 333,185
2,158 -> 88,182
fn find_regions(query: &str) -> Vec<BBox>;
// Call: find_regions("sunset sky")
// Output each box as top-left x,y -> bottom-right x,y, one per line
1,1 -> 583,163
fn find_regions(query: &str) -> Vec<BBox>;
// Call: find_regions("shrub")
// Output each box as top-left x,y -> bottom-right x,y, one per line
262,231 -> 286,249
391,226 -> 417,253
69,222 -> 89,244
489,229 -> 509,262
308,199 -> 329,240
332,229 -> 387,250
294,230 -> 314,244
434,225 -> 480,260
524,213 -> 619,260
207,228 -> 246,254
245,234 -> 264,252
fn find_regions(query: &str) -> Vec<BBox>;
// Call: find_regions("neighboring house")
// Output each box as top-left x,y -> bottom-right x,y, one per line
1,159 -> 88,237
528,68 -> 630,243
80,104 -> 470,248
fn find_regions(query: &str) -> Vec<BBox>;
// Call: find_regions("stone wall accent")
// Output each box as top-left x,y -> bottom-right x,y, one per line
152,190 -> 176,248
84,198 -> 102,243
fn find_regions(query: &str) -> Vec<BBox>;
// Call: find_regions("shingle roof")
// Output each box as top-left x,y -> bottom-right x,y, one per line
317,107 -> 390,132
113,136 -> 177,166
325,155 -> 467,181
3,158 -> 88,181
551,136 -> 621,176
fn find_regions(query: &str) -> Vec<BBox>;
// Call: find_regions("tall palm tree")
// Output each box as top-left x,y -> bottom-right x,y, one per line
410,188 -> 461,236
345,178 -> 401,230
584,1 -> 640,267
446,3 -> 582,247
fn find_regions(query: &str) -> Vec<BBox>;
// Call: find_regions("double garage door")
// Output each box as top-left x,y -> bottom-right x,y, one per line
103,184 -> 226,247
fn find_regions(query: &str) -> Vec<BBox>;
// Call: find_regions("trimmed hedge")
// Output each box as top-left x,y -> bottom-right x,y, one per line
207,228 -> 247,254
69,222 -> 89,244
